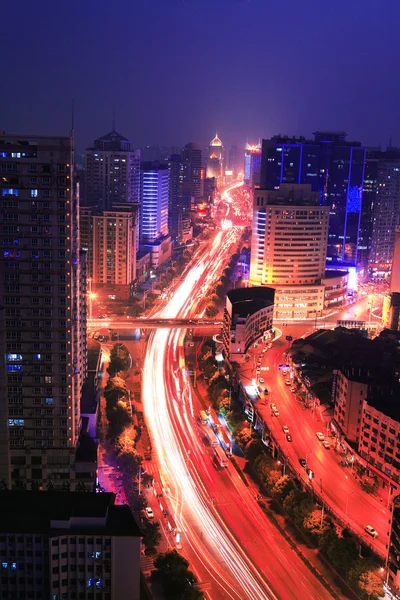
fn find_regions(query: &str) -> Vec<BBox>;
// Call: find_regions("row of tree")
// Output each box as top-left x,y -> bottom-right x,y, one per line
152,549 -> 204,600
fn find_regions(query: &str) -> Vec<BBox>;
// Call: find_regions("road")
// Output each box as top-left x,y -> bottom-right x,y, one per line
239,293 -> 389,558
141,190 -> 335,597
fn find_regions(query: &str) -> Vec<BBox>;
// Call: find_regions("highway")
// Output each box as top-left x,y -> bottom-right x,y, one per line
141,184 -> 334,599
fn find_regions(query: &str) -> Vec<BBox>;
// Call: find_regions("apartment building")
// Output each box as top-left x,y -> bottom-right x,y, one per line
0,491 -> 141,600
0,132 -> 95,490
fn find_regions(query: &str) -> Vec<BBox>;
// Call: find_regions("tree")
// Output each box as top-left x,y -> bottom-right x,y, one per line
127,303 -> 144,317
272,474 -> 295,501
327,535 -> 358,575
318,526 -> 338,555
235,424 -> 253,449
142,519 -> 162,551
358,571 -> 384,600
152,549 -> 203,600
266,469 -> 282,489
283,489 -> 313,525
303,509 -> 329,536
205,303 -> 219,318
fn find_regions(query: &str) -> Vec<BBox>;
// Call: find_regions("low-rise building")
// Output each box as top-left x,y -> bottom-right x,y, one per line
0,491 -> 141,600
223,287 -> 275,363
333,368 -> 369,445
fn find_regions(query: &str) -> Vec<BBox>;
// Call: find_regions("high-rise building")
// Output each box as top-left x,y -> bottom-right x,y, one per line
140,162 -> 171,267
260,132 -> 366,265
168,153 -> 185,241
206,134 -> 224,180
84,129 -> 140,210
368,149 -> 400,272
250,183 -> 330,319
244,142 -> 262,188
0,491 -> 142,600
0,132 -> 96,490
91,207 -> 137,299
181,142 -> 204,201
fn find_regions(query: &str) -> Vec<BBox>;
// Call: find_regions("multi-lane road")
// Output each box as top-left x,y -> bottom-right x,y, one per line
140,184 -> 336,599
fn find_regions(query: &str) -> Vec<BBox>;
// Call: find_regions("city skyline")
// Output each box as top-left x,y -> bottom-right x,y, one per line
2,0 -> 400,153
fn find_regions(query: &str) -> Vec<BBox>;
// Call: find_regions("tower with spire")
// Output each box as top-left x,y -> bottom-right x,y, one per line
206,132 -> 224,180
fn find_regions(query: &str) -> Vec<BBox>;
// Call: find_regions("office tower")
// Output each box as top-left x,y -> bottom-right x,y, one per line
181,142 -> 204,203
244,142 -> 262,187
260,132 -> 366,265
168,153 -> 185,241
358,152 -> 379,267
206,133 -> 224,180
228,144 -> 239,177
368,149 -> 400,272
250,183 -> 330,319
0,133 -> 95,490
140,162 -> 171,267
84,129 -> 140,210
0,491 -> 142,600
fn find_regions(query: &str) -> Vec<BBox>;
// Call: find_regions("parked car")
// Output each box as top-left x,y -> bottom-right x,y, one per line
259,377 -> 265,384
262,348 -> 268,353
286,434 -> 293,442
290,387 -> 296,393
285,379 -> 291,386
364,525 -> 378,539
322,440 -> 331,449
316,432 -> 325,442
306,467 -> 314,479
299,458 -> 307,468
282,425 -> 290,434
273,409 -> 279,417
268,343 -> 273,349
270,403 -> 277,411
282,370 -> 288,376
97,335 -> 105,342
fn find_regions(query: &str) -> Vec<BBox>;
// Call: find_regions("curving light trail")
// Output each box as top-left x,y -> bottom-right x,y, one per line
143,221 -> 277,599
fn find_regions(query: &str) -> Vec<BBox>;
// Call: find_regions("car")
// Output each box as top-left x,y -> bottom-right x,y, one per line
97,335 -> 105,342
286,434 -> 293,442
259,377 -> 265,383
273,410 -> 279,417
144,507 -> 154,519
189,342 -> 194,347
306,467 -> 314,479
98,315 -> 105,319
282,425 -> 289,434
285,379 -> 291,386
290,387 -> 296,393
256,367 -> 261,373
263,388 -> 269,395
111,333 -> 118,341
364,525 -> 378,539
268,343 -> 273,349
270,403 -> 277,411
322,440 -> 331,449
262,348 -> 268,353
316,432 -> 325,442
299,458 -> 307,468
93,333 -> 99,340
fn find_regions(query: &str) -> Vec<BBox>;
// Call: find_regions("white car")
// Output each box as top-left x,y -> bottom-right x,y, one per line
273,410 -> 280,417
316,432 -> 325,442
268,343 -> 273,349
270,403 -> 277,411
259,377 -> 265,383
262,348 -> 268,353
144,507 -> 154,519
282,370 -> 287,376
285,379 -> 291,386
290,387 -> 296,393
364,525 -> 378,539
322,440 -> 331,449
282,425 -> 290,434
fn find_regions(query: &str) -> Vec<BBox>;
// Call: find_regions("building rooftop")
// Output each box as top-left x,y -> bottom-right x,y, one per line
0,492 -> 142,537
227,287 -> 275,318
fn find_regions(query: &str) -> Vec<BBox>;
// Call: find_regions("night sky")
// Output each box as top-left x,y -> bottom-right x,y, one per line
2,0 -> 400,153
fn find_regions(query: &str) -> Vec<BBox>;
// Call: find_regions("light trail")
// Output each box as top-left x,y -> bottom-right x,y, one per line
143,222 -> 277,599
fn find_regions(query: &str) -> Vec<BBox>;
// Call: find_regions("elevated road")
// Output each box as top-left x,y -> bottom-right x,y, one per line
88,318 -> 223,329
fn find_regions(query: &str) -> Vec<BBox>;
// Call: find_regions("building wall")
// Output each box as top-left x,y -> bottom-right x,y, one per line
359,402 -> 400,484
92,211 -> 135,287
112,536 -> 140,600
272,285 -> 325,320
0,133 -> 87,490
333,370 -> 368,444
140,166 -> 169,244
250,189 -> 329,287
322,272 -> 349,308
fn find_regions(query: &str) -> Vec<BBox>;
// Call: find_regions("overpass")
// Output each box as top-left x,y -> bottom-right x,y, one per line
88,318 -> 223,329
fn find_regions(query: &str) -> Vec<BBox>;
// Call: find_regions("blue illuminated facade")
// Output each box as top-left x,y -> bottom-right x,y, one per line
260,132 -> 366,264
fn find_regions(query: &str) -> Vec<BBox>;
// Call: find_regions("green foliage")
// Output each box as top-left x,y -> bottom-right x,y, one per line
318,525 -> 339,554
152,549 -> 204,600
234,424 -> 254,449
358,570 -> 384,599
205,303 -> 219,317
326,534 -> 359,575
208,375 -> 229,403
104,376 -> 132,439
272,474 -> 295,501
244,438 -> 264,463
282,489 -> 313,525
142,519 -> 162,551
116,449 -> 141,477
302,509 -> 329,536
127,303 -> 144,317
361,477 -> 379,494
